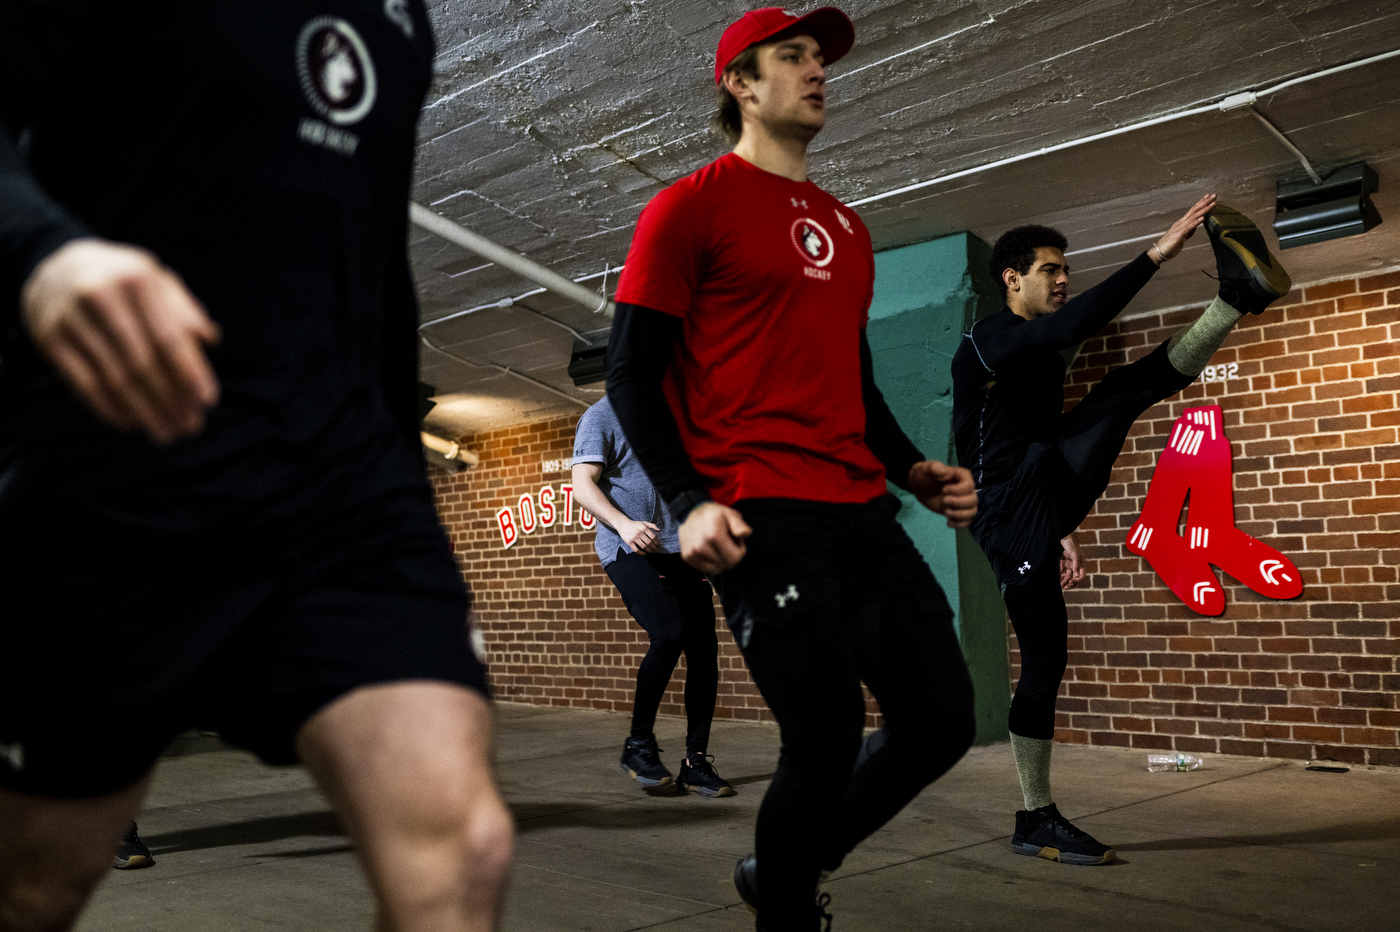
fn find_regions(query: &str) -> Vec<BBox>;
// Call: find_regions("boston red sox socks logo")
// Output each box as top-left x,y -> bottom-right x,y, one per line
1126,405 -> 1302,616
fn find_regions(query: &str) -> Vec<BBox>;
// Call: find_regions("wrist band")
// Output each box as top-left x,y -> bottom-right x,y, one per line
1152,242 -> 1167,262
667,489 -> 712,523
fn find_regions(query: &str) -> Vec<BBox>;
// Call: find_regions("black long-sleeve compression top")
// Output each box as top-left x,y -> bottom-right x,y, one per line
607,301 -> 924,521
0,2 -> 436,530
950,252 -> 1158,491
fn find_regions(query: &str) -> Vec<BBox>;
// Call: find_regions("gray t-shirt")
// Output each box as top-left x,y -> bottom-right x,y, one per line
573,396 -> 681,567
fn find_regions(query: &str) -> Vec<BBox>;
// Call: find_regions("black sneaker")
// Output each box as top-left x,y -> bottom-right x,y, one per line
619,736 -> 672,787
733,855 -> 833,931
112,822 -> 154,870
677,754 -> 735,798
1206,204 -> 1291,315
733,852 -> 757,912
1011,803 -> 1115,865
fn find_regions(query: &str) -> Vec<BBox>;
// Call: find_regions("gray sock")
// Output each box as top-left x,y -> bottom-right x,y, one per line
1167,295 -> 1244,377
1010,733 -> 1054,811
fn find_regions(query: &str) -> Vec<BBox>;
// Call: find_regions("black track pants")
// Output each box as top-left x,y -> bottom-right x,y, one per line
717,496 -> 976,932
605,550 -> 719,754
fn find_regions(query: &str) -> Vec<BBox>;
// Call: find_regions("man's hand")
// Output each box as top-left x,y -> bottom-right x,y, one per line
617,517 -> 663,554
1150,194 -> 1216,264
908,460 -> 978,528
678,501 -> 752,574
1060,533 -> 1087,591
21,238 -> 221,444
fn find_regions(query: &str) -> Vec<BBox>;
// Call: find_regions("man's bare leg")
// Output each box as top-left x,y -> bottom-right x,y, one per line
0,777 -> 150,932
297,682 -> 514,932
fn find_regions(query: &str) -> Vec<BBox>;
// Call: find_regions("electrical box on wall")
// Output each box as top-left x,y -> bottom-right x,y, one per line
1274,162 -> 1381,249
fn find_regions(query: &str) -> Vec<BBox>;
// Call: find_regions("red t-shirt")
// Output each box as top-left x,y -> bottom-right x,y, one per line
614,152 -> 888,507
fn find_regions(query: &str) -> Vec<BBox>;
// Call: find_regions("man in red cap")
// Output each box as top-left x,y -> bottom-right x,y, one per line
606,7 -> 978,931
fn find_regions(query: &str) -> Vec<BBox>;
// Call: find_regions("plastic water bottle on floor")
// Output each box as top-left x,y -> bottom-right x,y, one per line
1147,753 -> 1203,772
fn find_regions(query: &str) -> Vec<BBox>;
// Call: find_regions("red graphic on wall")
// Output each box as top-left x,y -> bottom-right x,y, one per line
1126,405 -> 1302,616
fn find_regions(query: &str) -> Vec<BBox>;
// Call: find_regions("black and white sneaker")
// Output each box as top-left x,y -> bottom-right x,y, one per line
619,736 -> 673,787
677,754 -> 735,798
1011,803 -> 1115,865
112,822 -> 154,870
1206,204 -> 1292,315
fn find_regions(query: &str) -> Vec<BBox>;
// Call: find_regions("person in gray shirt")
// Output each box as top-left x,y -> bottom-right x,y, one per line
572,396 -> 733,797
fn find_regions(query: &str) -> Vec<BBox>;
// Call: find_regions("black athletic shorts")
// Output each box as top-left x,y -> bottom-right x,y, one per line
714,494 -> 955,647
968,443 -> 1091,591
0,464 -> 484,799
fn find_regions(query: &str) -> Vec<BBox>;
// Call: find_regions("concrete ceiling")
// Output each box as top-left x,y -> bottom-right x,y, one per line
411,0 -> 1400,439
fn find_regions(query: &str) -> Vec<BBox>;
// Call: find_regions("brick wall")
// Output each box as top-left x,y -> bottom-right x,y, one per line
433,269 -> 1398,761
1022,268 -> 1400,765
429,415 -> 884,728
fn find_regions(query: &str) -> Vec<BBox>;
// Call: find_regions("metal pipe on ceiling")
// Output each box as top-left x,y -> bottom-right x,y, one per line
847,46 -> 1400,208
409,202 -> 615,318
420,431 -> 480,466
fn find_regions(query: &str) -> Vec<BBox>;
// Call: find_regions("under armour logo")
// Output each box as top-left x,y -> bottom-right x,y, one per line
773,585 -> 800,608
0,741 -> 24,771
1017,561 -> 1032,575
790,197 -> 808,209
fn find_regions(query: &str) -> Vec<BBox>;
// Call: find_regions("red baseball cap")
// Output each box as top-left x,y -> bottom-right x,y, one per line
714,7 -> 855,85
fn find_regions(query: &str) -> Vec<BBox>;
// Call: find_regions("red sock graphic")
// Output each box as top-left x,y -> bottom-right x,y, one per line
1126,405 -> 1302,616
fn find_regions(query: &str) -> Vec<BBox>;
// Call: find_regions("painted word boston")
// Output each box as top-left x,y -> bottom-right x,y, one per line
496,485 -> 595,548
1127,405 -> 1302,616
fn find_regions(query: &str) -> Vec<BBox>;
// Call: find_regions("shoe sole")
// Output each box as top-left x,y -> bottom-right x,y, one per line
619,762 -> 672,787
1011,840 -> 1115,866
112,854 -> 155,870
677,780 -> 735,798
1207,205 -> 1291,300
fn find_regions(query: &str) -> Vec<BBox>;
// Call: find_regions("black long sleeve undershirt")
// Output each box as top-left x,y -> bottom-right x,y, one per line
606,301 -> 925,521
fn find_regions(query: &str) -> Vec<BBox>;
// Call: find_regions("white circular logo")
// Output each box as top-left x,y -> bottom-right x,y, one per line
297,17 -> 378,126
790,218 -> 835,268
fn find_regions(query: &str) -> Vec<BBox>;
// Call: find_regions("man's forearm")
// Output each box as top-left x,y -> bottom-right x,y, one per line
606,302 -> 712,519
860,331 -> 924,491
569,472 -> 634,533
0,124 -> 89,330
1051,252 -> 1158,345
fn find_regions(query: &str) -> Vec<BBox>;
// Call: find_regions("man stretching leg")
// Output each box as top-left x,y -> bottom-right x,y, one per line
951,198 -> 1292,864
607,8 -> 978,930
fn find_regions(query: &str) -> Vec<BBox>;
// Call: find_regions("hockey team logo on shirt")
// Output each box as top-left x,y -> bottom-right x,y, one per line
790,218 -> 835,280
297,17 -> 378,126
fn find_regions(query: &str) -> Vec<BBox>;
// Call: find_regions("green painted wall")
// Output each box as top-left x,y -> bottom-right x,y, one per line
867,232 -> 1010,744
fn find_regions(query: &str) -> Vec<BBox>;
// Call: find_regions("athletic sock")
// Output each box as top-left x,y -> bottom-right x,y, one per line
1167,295 -> 1244,377
1010,733 -> 1054,811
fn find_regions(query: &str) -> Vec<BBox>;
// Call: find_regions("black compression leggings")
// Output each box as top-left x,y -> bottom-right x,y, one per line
1003,569 -> 1068,739
1054,340 -> 1197,532
605,550 -> 719,754
1000,340 -> 1196,738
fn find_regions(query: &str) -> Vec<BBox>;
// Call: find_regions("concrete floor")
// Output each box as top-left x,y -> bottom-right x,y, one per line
80,702 -> 1399,932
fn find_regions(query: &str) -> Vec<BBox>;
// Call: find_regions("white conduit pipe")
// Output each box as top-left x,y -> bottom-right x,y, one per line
847,46 -> 1400,208
420,430 -> 480,466
409,202 -> 614,318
